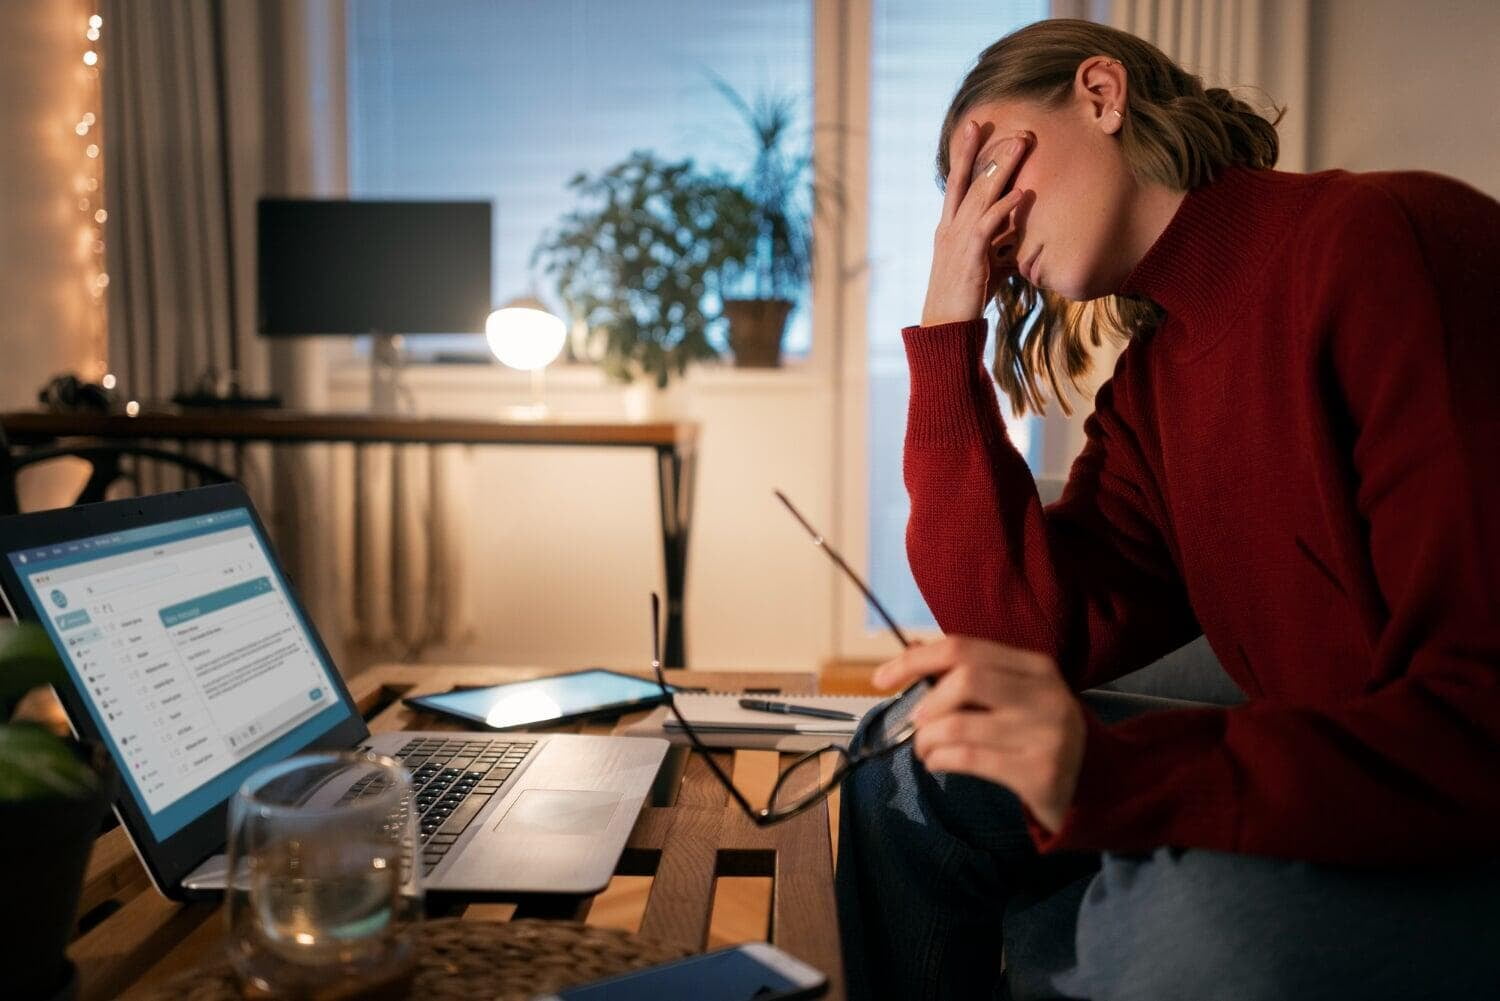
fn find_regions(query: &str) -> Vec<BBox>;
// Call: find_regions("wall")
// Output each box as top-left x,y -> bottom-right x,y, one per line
1307,0 -> 1500,197
0,0 -> 102,509
327,363 -> 838,673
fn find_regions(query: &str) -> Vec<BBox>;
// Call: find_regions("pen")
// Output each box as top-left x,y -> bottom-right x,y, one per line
738,698 -> 859,722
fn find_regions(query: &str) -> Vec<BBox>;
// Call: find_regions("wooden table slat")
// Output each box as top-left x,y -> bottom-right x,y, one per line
80,827 -> 147,918
115,903 -> 233,1001
770,809 -> 845,998
72,893 -> 216,1001
636,806 -> 723,952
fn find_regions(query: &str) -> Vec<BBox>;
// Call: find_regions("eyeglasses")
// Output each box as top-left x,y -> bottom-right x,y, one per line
646,490 -> 931,827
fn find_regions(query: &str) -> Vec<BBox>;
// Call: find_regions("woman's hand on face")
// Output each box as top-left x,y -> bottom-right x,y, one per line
872,636 -> 1084,834
920,121 -> 1033,328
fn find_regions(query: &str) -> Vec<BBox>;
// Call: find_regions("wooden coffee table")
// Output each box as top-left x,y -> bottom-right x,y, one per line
66,664 -> 846,1000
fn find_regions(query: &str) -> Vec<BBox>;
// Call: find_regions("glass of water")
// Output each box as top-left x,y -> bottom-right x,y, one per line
226,751 -> 423,999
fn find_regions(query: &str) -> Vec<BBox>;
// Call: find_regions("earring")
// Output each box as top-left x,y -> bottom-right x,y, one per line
1110,108 -> 1124,119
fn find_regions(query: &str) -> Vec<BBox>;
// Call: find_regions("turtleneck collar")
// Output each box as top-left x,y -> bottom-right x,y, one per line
1119,167 -> 1318,342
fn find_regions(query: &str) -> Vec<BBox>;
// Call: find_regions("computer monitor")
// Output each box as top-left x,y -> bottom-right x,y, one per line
257,199 -> 492,336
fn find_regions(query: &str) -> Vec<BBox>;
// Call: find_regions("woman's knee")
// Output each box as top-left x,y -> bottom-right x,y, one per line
1068,851 -> 1298,1000
1072,850 -> 1500,1001
1088,852 -> 1277,999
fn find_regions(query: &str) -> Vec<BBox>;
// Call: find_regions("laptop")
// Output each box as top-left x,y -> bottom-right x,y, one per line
0,483 -> 667,901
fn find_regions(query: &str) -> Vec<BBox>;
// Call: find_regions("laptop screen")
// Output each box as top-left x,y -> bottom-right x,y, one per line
7,506 -> 349,840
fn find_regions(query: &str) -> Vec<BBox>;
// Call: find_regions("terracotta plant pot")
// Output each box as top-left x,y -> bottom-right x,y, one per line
723,298 -> 795,368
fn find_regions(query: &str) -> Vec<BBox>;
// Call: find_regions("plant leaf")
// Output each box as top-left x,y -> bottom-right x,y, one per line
0,623 -> 66,720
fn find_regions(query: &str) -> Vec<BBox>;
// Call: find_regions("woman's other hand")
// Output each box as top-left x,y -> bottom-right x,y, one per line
920,121 -> 1033,328
873,636 -> 1084,834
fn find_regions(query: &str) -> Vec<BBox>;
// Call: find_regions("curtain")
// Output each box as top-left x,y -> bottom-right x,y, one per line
333,444 -> 473,661
100,0 -> 471,667
101,0 -> 264,405
1108,0 -> 1310,172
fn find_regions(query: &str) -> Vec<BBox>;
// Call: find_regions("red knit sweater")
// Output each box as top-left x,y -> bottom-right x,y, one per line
902,166 -> 1500,865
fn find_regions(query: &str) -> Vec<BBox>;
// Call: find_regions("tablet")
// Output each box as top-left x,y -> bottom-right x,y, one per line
401,669 -> 670,731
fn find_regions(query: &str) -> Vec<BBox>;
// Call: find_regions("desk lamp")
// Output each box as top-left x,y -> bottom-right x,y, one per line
485,296 -> 566,418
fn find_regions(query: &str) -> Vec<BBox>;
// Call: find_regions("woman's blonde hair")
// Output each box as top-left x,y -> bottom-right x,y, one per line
937,19 -> 1283,415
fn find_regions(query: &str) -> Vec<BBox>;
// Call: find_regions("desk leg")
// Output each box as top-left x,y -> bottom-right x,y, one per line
656,442 -> 697,668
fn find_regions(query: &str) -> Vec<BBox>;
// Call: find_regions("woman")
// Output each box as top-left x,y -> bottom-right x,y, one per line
836,18 -> 1500,1001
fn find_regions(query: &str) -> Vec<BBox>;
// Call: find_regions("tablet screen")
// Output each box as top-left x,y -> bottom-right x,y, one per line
410,670 -> 666,729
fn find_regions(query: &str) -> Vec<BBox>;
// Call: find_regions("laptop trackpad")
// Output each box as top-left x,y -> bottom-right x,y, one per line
494,789 -> 621,836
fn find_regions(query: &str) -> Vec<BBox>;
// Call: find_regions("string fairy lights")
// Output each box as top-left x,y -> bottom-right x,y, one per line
73,7 -> 109,381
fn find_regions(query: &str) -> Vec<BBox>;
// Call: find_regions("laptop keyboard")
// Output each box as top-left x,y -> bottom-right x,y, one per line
345,736 -> 536,878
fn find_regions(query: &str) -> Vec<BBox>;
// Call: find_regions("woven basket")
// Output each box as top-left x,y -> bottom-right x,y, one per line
143,918 -> 691,1001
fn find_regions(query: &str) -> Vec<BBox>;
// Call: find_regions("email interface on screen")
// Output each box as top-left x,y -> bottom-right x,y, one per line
8,508 -> 347,839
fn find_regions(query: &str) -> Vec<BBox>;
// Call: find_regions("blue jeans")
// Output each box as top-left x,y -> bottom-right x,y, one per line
835,693 -> 1500,1000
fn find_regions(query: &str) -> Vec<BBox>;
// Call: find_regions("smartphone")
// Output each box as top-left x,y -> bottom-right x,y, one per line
401,668 -> 668,731
534,942 -> 828,1001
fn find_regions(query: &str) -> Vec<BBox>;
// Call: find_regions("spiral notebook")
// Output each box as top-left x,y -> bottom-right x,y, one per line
623,693 -> 886,751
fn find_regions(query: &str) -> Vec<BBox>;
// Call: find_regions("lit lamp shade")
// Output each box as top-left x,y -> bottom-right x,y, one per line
485,299 -> 566,371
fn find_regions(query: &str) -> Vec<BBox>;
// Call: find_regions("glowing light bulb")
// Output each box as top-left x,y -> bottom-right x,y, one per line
94,209 -> 107,223
83,112 -> 96,125
101,373 -> 116,390
85,144 -> 99,158
125,400 -> 139,417
86,27 -> 99,41
89,14 -> 103,29
485,303 -> 566,371
83,50 -> 98,66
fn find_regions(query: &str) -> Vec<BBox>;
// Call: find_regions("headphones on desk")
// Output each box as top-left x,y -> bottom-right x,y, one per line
38,373 -> 116,414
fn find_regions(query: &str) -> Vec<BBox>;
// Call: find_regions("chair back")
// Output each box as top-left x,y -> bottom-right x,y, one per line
0,427 -> 234,516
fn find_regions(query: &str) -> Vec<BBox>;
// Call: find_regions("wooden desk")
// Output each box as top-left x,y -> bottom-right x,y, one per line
66,664 -> 845,1000
0,409 -> 699,666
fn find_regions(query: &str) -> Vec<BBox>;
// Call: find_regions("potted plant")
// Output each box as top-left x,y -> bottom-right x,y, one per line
711,81 -> 833,368
0,623 -> 112,1001
533,150 -> 758,396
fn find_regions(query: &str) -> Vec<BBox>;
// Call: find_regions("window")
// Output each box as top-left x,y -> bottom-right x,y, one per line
346,0 -> 814,361
865,1 -> 1046,630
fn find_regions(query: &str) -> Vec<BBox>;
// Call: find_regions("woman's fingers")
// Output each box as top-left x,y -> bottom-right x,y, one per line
912,707 -> 1034,758
910,659 -> 1039,723
922,128 -> 1033,326
940,119 -> 985,224
942,124 -> 1031,226
873,635 -> 1052,691
956,132 -> 1031,226
872,636 -> 975,690
977,188 -> 1032,250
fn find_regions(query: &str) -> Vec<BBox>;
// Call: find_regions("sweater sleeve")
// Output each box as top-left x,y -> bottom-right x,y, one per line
1034,180 -> 1500,864
902,320 -> 1200,691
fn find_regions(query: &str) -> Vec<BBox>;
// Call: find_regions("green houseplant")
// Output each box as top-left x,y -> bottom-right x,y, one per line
0,623 -> 111,1001
533,150 -> 759,389
711,81 -> 830,367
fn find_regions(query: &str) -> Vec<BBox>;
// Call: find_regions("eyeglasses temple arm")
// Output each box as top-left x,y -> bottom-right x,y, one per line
773,490 -> 910,648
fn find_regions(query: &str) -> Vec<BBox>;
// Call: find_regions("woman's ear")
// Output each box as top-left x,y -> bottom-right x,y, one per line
1076,56 -> 1128,135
